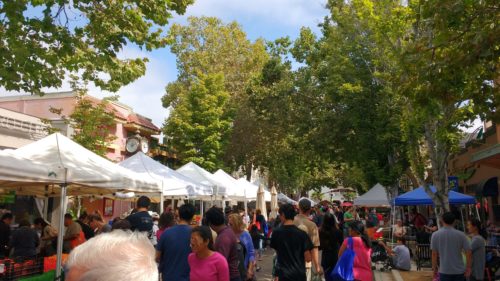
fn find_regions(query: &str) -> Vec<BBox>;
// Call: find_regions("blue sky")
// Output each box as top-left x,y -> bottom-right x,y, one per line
106,0 -> 329,127
37,0 -> 328,128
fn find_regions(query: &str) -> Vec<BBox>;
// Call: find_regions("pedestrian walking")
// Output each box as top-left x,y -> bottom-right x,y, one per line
338,221 -> 373,281
206,207 -> 241,281
188,226 -> 230,281
319,213 -> 344,279
65,230 -> 158,281
431,212 -> 472,281
270,203 -> 313,281
468,219 -> 486,281
156,203 -> 195,281
294,198 -> 322,280
228,214 -> 256,281
126,196 -> 154,243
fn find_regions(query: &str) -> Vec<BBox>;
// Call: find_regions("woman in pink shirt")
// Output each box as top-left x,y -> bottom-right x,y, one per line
188,226 -> 229,281
338,221 -> 373,281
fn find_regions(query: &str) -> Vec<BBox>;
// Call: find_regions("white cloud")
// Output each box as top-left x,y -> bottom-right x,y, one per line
0,1 -> 330,128
178,0 -> 328,32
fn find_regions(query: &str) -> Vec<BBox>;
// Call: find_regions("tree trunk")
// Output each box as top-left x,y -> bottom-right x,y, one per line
245,162 -> 253,181
423,120 -> 451,213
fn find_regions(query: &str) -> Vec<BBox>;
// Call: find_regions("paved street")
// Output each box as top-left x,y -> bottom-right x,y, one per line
254,248 -> 274,281
254,248 -> 395,281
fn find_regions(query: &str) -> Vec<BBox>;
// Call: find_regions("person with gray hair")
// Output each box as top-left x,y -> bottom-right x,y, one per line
65,230 -> 158,281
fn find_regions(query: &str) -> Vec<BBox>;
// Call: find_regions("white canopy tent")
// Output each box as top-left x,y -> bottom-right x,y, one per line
212,169 -> 245,200
177,162 -> 228,208
277,193 -> 298,205
119,152 -> 212,199
353,183 -> 390,207
236,178 -> 272,202
6,133 -> 160,195
1,133 -> 160,279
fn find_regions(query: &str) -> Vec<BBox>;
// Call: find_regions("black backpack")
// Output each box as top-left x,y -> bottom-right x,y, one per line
236,240 -> 247,279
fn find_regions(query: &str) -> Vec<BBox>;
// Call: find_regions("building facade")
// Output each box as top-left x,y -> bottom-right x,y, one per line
0,92 -> 162,221
0,91 -> 160,161
448,122 -> 500,224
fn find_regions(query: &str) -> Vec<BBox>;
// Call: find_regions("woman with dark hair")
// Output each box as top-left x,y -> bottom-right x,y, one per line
338,221 -> 372,281
188,226 -> 229,281
156,212 -> 175,241
320,213 -> 344,279
34,217 -> 58,256
467,219 -> 486,281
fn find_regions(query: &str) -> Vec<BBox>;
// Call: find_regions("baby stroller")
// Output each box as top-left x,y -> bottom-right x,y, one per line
371,241 -> 391,272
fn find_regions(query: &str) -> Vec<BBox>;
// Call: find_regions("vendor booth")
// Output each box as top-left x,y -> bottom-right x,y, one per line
354,183 -> 390,207
0,133 -> 160,279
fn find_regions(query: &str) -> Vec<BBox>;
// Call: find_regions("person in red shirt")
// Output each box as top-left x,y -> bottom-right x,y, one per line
411,209 -> 428,229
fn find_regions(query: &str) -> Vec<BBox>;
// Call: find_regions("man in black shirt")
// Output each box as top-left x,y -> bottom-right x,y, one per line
0,213 -> 13,257
76,213 -> 95,241
126,196 -> 153,240
271,204 -> 313,281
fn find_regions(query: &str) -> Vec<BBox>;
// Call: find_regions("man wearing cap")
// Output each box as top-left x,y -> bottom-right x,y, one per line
294,198 -> 322,280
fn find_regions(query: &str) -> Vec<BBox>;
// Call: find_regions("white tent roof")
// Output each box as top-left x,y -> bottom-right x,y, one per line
0,150 -> 65,187
236,178 -> 271,202
213,170 -> 246,200
277,193 -> 298,205
176,162 -> 227,196
119,152 -> 212,198
3,133 -> 160,196
353,183 -> 390,207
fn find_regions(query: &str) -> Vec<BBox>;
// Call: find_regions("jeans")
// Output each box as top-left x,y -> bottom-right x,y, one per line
439,273 -> 465,281
230,277 -> 242,281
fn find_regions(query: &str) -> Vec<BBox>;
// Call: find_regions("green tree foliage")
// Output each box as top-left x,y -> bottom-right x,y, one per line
44,87 -> 117,157
163,17 -> 268,171
164,73 -> 231,171
307,0 -> 499,209
399,0 -> 499,210
0,0 -> 193,95
70,93 -> 117,157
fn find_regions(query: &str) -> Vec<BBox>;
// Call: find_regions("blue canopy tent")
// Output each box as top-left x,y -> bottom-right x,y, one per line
394,186 -> 476,206
393,186 -> 476,234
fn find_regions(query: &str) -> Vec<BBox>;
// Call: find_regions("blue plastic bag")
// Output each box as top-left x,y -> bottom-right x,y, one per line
329,237 -> 356,281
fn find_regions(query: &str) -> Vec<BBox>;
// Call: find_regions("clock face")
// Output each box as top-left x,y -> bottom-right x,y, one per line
141,140 -> 149,153
126,138 -> 140,153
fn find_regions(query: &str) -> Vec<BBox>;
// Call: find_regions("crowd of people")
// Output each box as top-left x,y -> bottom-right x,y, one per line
0,195 -> 498,281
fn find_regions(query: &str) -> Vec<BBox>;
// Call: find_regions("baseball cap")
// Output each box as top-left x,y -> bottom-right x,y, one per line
299,198 -> 312,211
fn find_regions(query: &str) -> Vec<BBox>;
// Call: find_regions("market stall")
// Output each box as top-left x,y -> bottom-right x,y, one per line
177,162 -> 228,209
119,152 -> 212,212
354,183 -> 390,207
1,133 -> 160,279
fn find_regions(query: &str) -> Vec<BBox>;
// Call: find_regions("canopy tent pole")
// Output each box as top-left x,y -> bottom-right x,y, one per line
43,197 -> 49,220
56,168 -> 68,281
200,200 -> 204,225
460,207 -> 465,231
475,205 -> 481,221
159,191 -> 164,214
391,205 -> 396,244
244,189 -> 248,222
